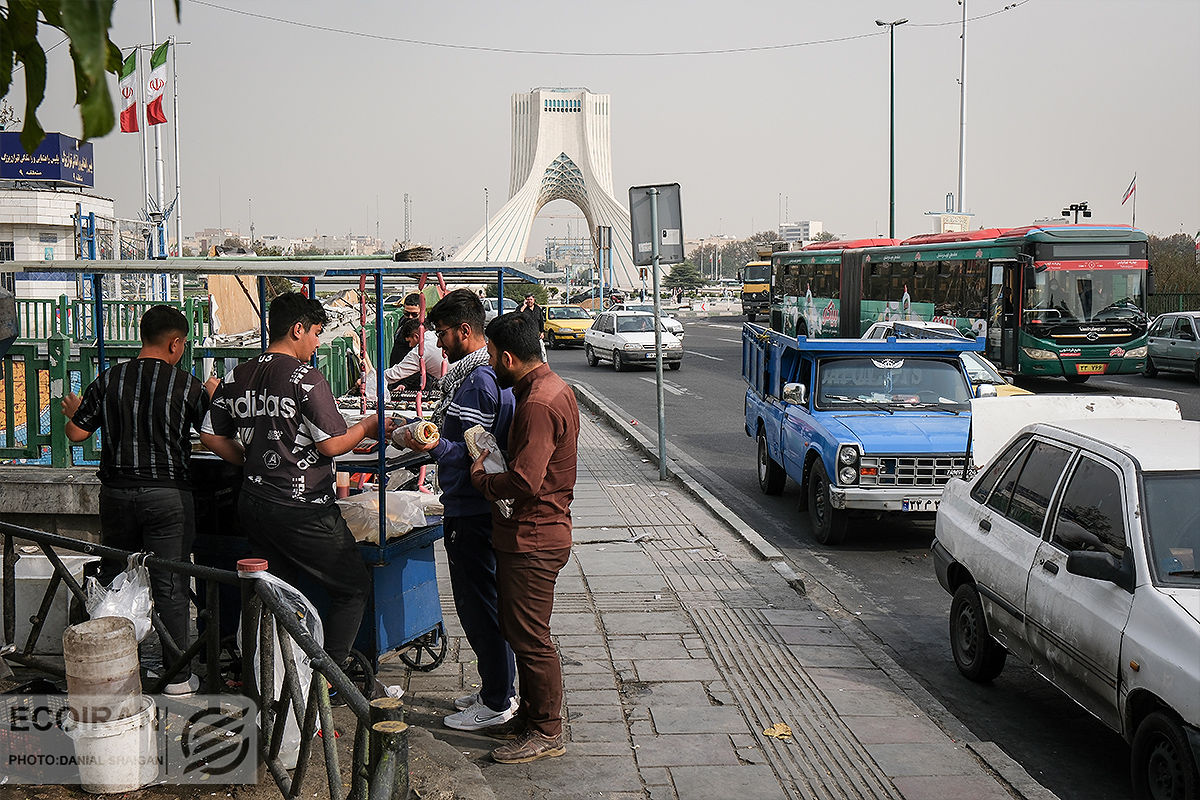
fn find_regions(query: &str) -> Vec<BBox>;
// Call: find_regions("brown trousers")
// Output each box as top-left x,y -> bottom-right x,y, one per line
495,547 -> 571,738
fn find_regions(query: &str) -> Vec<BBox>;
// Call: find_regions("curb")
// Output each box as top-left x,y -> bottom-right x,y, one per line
570,381 -> 785,563
569,378 -> 1060,800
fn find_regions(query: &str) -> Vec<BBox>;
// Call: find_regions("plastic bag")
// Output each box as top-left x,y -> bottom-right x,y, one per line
84,559 -> 154,642
237,569 -> 323,771
337,490 -> 438,543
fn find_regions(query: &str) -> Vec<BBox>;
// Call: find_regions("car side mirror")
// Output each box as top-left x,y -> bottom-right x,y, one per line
975,384 -> 998,398
1066,549 -> 1134,592
782,382 -> 808,405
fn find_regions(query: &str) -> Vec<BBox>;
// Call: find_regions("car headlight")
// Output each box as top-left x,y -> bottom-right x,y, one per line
1125,345 -> 1147,358
839,466 -> 858,485
666,342 -> 683,350
836,445 -> 859,485
838,446 -> 858,466
624,342 -> 642,351
1022,347 -> 1058,361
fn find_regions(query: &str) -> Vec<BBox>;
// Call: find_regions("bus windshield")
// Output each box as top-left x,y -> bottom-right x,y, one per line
744,265 -> 771,284
1024,268 -> 1148,324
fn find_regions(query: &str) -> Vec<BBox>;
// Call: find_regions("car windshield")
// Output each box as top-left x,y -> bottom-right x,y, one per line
548,307 -> 590,320
616,316 -> 658,333
960,351 -> 1006,385
816,357 -> 971,409
1142,472 -> 1200,586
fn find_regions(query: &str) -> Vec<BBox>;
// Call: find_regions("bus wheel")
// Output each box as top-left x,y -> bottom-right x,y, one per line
1064,375 -> 1090,384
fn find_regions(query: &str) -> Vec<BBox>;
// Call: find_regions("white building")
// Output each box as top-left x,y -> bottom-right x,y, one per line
455,88 -> 638,288
778,220 -> 823,244
0,188 -> 114,298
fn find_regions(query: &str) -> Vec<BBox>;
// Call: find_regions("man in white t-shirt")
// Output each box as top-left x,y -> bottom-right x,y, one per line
382,318 -> 445,390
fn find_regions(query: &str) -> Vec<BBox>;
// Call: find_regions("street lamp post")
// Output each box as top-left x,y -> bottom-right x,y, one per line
877,17 -> 908,239
1061,202 -> 1092,224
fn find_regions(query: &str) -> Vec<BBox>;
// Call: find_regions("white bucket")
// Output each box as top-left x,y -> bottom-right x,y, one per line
63,694 -> 159,794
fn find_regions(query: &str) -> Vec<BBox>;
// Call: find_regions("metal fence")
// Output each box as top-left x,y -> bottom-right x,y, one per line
14,295 -> 212,344
1147,293 -> 1200,317
0,521 -> 410,800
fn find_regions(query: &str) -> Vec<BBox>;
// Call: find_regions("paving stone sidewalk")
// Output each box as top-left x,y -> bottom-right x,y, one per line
389,406 -> 1045,800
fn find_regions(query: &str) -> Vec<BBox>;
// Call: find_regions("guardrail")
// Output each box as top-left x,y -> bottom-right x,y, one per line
0,521 -> 409,800
14,296 -> 212,344
1148,293 -> 1200,316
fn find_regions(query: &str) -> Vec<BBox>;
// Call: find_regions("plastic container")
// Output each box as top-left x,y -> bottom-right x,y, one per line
63,694 -> 159,794
13,552 -> 98,655
63,617 -> 142,724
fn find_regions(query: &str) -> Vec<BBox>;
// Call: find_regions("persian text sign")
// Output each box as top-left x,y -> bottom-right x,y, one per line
0,132 -> 95,187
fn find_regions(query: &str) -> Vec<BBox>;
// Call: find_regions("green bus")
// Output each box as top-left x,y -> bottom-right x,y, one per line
769,225 -> 1150,383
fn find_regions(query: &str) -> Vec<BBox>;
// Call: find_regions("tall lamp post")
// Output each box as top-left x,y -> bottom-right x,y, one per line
1061,202 -> 1091,224
877,17 -> 908,239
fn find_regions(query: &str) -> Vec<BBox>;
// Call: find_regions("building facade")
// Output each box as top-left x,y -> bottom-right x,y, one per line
0,188 -> 114,298
778,220 -> 824,244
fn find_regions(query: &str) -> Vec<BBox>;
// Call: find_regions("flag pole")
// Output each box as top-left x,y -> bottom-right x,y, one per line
1132,185 -> 1136,230
137,45 -> 150,264
149,0 -> 167,286
171,34 -> 183,284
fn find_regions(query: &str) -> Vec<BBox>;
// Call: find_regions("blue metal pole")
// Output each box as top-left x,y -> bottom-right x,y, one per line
497,268 -> 505,314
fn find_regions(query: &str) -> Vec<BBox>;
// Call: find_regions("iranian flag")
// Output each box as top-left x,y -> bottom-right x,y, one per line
119,50 -> 138,133
145,41 -> 169,126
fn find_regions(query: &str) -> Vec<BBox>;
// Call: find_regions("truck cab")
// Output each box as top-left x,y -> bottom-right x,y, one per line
743,324 -> 984,544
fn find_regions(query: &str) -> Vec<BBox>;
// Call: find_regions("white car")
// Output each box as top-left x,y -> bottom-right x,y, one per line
584,311 -> 683,371
932,396 -> 1199,799
608,302 -> 685,339
482,297 -> 518,322
862,320 -> 969,340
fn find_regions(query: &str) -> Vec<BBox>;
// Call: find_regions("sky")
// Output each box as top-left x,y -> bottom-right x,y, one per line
9,0 -> 1200,255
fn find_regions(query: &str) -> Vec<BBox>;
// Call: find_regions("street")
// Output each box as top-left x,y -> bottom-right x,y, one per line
553,314 -> 1199,800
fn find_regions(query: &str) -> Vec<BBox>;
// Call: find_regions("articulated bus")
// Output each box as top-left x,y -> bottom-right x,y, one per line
768,225 -> 1150,382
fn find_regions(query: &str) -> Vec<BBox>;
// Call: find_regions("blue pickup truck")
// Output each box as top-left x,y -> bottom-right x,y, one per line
743,324 -> 986,544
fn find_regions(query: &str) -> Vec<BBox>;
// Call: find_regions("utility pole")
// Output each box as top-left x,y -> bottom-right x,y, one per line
403,192 -> 410,244
877,18 -> 908,239
957,0 -> 968,212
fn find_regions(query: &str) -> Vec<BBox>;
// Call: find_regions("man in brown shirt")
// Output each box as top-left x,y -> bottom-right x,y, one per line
471,311 -> 579,764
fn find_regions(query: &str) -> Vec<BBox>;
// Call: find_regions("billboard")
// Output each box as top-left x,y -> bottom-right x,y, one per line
0,132 -> 94,187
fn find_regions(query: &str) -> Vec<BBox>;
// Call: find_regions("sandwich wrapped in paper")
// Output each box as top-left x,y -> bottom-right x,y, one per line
390,419 -> 440,449
463,424 -> 513,519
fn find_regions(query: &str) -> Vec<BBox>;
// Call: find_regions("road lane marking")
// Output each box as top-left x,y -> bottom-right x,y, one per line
638,376 -> 688,395
707,324 -> 742,330
716,338 -> 741,344
686,350 -> 723,361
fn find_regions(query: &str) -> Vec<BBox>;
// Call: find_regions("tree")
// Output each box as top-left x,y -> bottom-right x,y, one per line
0,2 -> 180,153
811,231 -> 839,243
1148,234 -> 1200,293
485,281 -> 547,305
664,262 -> 706,291
222,237 -> 246,251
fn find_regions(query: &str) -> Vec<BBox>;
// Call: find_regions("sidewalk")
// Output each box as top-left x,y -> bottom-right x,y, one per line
389,390 -> 1055,800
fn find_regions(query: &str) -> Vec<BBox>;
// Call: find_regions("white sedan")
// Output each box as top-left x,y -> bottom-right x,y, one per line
584,311 -> 683,371
608,302 -> 685,339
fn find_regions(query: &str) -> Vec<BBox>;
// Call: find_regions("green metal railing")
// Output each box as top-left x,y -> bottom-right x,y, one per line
1147,293 -> 1200,317
1,308 -> 402,466
14,295 -> 212,344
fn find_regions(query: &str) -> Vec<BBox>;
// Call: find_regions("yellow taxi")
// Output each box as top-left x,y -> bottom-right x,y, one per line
543,305 -> 594,349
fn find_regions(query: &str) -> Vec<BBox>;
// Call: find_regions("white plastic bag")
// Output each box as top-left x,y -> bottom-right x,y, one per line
237,569 -> 323,771
84,560 -> 154,642
463,425 -> 513,519
337,490 -> 437,543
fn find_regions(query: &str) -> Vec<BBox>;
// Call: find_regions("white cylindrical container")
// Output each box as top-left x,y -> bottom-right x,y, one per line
63,695 -> 159,794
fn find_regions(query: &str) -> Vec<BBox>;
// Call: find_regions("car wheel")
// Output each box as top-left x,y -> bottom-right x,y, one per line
1143,357 -> 1158,378
613,350 -> 624,372
1194,360 -> 1200,384
807,460 -> 848,545
668,361 -> 681,371
747,312 -> 757,323
949,583 -> 1007,682
1131,710 -> 1199,800
756,431 -> 786,495
1064,374 -> 1090,384
585,345 -> 598,367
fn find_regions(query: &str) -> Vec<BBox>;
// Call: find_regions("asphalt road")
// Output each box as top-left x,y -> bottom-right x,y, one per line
552,315 -> 1198,800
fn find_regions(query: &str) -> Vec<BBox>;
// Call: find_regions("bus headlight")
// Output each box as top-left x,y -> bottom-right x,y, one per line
1125,345 -> 1147,359
1021,347 -> 1058,361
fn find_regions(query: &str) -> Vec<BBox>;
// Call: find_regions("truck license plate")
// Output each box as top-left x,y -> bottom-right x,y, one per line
902,499 -> 938,512
1075,363 -> 1107,375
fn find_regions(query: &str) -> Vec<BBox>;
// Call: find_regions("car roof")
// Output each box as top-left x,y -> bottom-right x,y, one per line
609,310 -> 654,316
1036,418 -> 1200,471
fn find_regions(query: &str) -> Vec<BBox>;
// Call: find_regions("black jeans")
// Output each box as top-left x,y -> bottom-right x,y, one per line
444,514 -> 516,712
237,493 -> 369,665
98,485 -> 195,673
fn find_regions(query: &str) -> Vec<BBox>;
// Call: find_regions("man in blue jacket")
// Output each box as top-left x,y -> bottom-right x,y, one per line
400,289 -> 517,731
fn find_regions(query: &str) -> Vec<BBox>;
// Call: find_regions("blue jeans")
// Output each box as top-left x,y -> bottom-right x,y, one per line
445,514 -> 516,712
98,485 -> 195,673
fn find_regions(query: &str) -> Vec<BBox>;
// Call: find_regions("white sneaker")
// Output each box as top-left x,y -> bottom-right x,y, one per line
454,691 -> 479,711
163,673 -> 201,696
443,699 -> 516,731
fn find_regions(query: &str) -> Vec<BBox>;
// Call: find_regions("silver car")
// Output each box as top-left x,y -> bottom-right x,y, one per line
1146,311 -> 1200,383
932,408 -> 1200,799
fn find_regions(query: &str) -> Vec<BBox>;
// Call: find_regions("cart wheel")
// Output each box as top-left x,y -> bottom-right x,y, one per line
400,623 -> 447,672
341,648 -> 377,697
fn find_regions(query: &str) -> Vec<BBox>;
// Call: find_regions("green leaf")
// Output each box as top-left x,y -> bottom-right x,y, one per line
59,0 -> 114,81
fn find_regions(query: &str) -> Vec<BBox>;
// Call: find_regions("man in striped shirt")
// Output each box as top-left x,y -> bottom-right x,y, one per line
62,305 -> 213,694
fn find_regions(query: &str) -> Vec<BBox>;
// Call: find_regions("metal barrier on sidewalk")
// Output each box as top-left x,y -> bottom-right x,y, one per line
0,521 -> 409,800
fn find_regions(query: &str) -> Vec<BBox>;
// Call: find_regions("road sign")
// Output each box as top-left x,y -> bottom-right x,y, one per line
628,184 -> 684,266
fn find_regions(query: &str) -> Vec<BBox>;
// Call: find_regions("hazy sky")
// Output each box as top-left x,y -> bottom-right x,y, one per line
11,0 -> 1199,254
